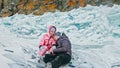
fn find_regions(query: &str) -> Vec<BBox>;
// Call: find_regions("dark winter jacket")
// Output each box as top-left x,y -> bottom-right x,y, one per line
53,33 -> 72,56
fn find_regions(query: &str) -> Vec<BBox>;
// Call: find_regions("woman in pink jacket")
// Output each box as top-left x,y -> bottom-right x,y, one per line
39,25 -> 57,56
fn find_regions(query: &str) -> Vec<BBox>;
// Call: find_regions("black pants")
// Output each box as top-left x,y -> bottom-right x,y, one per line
43,53 -> 71,68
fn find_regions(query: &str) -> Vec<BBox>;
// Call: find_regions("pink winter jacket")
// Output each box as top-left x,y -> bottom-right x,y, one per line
39,26 -> 56,56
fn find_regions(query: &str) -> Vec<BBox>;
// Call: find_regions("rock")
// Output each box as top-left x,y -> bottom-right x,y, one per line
45,4 -> 57,12
25,0 -> 39,11
113,0 -> 120,4
33,10 -> 41,15
56,0 -> 69,11
0,0 -> 120,17
3,0 -> 9,6
0,7 -> 12,17
67,0 -> 76,11
78,0 -> 87,7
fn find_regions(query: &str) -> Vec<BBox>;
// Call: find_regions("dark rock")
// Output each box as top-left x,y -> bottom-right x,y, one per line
0,0 -> 120,17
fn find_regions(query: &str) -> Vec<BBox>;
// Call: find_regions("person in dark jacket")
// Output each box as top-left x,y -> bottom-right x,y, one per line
43,32 -> 72,68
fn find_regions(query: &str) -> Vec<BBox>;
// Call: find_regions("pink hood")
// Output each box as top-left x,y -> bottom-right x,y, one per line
48,25 -> 56,33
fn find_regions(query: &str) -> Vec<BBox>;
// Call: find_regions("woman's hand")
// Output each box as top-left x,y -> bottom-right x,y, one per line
49,48 -> 55,55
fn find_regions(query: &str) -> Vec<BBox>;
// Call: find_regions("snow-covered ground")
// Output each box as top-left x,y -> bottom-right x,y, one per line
0,5 -> 120,68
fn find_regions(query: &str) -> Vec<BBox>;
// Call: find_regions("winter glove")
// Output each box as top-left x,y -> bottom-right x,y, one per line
52,44 -> 56,46
39,46 -> 47,56
49,46 -> 56,55
52,44 -> 58,47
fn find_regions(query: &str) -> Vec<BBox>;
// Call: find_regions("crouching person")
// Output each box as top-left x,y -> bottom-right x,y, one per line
43,32 -> 72,68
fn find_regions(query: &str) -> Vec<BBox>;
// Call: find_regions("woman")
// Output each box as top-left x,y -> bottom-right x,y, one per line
39,25 -> 57,56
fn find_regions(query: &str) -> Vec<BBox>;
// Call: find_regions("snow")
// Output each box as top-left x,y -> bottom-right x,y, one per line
0,5 -> 120,68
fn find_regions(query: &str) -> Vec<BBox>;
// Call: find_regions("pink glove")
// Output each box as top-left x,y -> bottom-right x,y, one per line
39,46 -> 47,56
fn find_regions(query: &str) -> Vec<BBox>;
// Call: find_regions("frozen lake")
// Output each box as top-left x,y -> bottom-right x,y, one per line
0,5 -> 120,68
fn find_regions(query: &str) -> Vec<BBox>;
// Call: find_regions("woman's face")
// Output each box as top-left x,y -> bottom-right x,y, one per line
53,36 -> 58,41
49,31 -> 55,36
49,27 -> 56,36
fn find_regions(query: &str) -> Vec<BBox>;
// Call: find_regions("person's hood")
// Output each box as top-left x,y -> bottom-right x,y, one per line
59,33 -> 69,41
48,25 -> 56,33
